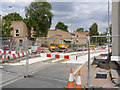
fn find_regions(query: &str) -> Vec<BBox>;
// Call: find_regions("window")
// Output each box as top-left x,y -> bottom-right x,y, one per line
15,29 -> 20,37
19,39 -> 23,46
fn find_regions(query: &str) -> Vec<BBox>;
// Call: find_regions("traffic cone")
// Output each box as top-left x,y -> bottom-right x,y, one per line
67,68 -> 74,88
2,54 -> 5,62
5,54 -> 8,61
75,70 -> 82,89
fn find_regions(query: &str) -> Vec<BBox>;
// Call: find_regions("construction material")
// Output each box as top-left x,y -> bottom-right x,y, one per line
96,71 -> 107,79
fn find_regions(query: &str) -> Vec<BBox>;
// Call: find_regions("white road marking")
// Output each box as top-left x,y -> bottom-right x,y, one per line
38,75 -> 68,83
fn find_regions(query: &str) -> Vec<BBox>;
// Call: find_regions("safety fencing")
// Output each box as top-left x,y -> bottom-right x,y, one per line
1,36 -> 118,89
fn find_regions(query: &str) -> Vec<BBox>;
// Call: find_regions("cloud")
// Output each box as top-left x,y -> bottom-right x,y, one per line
50,2 -> 112,33
1,0 -> 112,33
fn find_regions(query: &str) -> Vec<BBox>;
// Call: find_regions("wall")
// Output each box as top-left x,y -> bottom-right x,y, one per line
111,1 -> 120,64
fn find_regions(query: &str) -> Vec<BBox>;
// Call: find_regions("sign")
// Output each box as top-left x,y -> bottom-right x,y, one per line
111,56 -> 120,62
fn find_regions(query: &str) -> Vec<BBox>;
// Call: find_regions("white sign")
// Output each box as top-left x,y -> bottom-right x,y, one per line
111,56 -> 120,62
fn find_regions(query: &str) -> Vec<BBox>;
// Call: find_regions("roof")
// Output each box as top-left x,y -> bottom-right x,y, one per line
73,31 -> 89,37
47,29 -> 72,41
48,29 -> 72,37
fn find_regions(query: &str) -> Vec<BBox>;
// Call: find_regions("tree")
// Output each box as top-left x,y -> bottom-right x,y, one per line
2,20 -> 13,37
97,24 -> 112,44
55,22 -> 68,32
24,19 -> 32,37
97,33 -> 107,44
0,17 -> 2,37
89,23 -> 98,36
76,27 -> 84,32
89,23 -> 99,43
25,1 -> 53,37
3,12 -> 23,21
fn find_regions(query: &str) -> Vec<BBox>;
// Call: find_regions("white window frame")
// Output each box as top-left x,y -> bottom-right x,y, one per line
15,29 -> 20,37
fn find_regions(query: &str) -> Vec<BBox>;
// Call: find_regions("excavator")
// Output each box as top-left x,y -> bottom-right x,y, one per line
49,43 -> 69,52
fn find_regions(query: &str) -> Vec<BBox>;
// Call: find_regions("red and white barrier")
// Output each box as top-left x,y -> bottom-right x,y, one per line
40,53 -> 77,60
0,49 -> 3,54
0,49 -> 16,54
1,54 -> 9,62
1,50 -> 32,62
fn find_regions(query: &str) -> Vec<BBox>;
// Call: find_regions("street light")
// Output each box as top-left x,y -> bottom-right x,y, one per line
9,5 -> 14,37
71,16 -> 79,33
107,0 -> 110,56
9,5 -> 14,50
71,16 -> 79,48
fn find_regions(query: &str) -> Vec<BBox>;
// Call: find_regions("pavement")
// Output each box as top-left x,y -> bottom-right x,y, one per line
76,55 -> 115,87
63,51 -> 108,64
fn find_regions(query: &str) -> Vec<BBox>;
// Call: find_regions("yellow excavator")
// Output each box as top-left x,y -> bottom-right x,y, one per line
49,43 -> 69,52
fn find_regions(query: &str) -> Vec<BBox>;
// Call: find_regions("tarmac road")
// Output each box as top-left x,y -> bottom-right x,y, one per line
2,63 -> 81,88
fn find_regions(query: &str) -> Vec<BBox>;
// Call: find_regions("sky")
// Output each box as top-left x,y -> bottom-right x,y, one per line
0,0 -> 112,34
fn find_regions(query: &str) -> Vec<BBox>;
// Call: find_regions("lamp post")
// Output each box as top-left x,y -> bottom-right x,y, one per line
9,6 -> 14,37
9,6 -> 14,50
107,0 -> 110,56
71,16 -> 79,48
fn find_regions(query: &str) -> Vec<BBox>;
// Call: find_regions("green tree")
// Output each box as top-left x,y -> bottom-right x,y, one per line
55,22 -> 68,32
89,23 -> 99,43
76,27 -> 84,32
24,18 -> 32,37
2,20 -> 13,37
97,24 -> 112,44
25,1 -> 53,37
0,18 -> 2,37
3,12 -> 23,21
97,33 -> 107,44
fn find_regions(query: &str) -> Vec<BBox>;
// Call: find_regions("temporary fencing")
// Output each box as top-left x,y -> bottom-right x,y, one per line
0,36 -> 116,88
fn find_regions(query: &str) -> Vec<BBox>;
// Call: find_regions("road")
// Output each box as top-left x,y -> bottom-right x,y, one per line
2,63 -> 81,88
1,50 -> 107,88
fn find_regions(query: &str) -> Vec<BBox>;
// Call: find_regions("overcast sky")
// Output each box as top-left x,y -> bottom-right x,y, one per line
0,0 -> 112,33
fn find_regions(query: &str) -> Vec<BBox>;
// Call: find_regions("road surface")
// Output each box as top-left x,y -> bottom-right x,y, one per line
2,63 -> 81,88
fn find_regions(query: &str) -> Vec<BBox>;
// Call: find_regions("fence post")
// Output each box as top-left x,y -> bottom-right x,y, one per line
24,37 -> 30,78
86,36 -> 91,87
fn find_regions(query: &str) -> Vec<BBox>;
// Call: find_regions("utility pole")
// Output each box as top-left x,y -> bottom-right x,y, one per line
9,6 -> 14,50
107,0 -> 110,56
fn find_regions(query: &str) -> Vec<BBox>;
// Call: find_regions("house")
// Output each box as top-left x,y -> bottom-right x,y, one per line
36,29 -> 90,46
47,29 -> 72,43
2,20 -> 29,51
35,29 -> 73,46
72,31 -> 89,45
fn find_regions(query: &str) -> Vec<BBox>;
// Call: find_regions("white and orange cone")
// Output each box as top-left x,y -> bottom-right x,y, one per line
75,70 -> 82,89
67,68 -> 74,88
2,54 -> 5,62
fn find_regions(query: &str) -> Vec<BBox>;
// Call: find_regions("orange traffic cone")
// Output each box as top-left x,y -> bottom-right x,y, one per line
67,68 -> 74,88
2,54 -> 5,62
75,70 -> 82,89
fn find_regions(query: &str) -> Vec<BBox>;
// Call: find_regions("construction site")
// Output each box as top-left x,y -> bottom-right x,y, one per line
0,0 -> 120,90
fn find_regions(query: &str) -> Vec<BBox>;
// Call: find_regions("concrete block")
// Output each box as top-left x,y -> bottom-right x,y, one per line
110,69 -> 118,79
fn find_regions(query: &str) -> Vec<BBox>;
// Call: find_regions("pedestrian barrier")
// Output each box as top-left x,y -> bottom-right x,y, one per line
67,68 -> 74,88
2,54 -> 8,62
0,49 -> 3,54
1,50 -> 32,63
0,50 -> 15,54
40,53 -> 77,60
